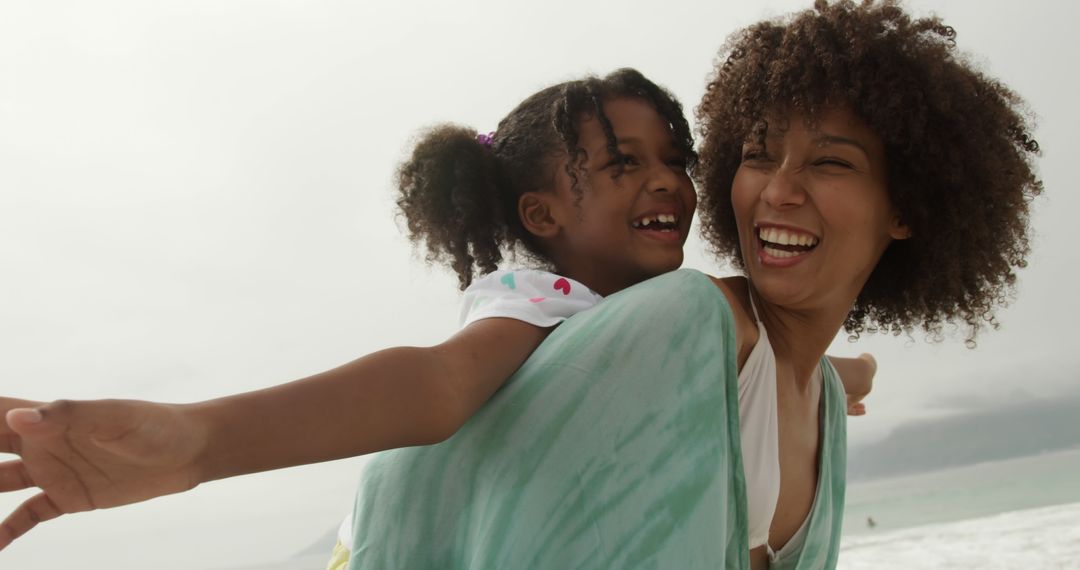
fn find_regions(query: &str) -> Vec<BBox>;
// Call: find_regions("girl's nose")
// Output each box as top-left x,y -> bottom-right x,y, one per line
645,163 -> 686,194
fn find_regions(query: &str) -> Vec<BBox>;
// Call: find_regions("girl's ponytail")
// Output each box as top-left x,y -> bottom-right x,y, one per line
395,125 -> 506,289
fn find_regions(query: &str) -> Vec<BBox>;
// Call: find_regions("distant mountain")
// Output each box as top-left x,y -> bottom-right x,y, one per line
848,392 -> 1080,480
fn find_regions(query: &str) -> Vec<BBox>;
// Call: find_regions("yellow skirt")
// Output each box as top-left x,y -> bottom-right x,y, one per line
325,540 -> 350,570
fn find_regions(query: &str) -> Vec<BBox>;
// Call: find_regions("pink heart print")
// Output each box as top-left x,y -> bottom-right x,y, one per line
529,297 -> 546,303
553,278 -> 571,295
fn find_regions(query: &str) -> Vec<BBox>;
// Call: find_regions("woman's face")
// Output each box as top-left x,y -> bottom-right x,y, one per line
731,107 -> 908,311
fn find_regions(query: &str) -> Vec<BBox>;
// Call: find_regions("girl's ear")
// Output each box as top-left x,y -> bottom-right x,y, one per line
519,192 -> 561,239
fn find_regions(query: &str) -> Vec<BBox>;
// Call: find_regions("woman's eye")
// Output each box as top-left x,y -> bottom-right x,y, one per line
813,158 -> 854,169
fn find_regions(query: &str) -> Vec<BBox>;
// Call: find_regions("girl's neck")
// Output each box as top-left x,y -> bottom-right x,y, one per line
552,261 -> 643,298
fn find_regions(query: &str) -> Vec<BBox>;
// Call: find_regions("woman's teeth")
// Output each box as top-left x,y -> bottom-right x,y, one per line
763,246 -> 801,258
758,227 -> 819,247
632,214 -> 678,229
758,227 -> 819,258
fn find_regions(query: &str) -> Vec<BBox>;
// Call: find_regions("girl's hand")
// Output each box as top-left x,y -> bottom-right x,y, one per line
0,397 -> 207,550
844,353 -> 876,416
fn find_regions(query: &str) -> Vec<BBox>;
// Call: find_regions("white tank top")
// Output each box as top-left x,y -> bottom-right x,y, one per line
737,293 -> 814,558
737,298 -> 781,550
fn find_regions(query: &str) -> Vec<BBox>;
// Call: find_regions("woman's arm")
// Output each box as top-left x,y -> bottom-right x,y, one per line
0,317 -> 547,549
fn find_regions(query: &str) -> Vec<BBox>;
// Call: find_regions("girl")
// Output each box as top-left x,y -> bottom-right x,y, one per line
0,69 -> 874,558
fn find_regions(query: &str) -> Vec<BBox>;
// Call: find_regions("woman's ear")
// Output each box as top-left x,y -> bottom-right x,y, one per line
889,212 -> 911,240
519,192 -> 561,239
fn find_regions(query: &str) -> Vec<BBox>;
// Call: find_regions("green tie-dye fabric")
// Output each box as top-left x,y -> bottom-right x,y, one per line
349,269 -> 846,569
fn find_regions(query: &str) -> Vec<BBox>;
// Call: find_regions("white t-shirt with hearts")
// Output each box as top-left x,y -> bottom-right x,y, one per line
459,269 -> 604,328
337,269 -> 603,552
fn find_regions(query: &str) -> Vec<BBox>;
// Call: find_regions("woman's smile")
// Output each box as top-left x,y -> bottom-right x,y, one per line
755,223 -> 820,266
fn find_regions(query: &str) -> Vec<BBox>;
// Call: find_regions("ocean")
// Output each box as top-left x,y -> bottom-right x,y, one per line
3,449 -> 1076,569
252,449 -> 1080,570
838,447 -> 1080,569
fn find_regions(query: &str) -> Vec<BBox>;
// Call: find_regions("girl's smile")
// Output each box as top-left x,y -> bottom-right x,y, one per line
539,96 -> 697,295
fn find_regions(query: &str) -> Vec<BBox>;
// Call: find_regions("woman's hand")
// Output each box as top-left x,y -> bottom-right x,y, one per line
0,397 -> 208,550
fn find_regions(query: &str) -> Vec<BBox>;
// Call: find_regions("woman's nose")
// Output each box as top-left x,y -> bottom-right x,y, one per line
760,167 -> 806,209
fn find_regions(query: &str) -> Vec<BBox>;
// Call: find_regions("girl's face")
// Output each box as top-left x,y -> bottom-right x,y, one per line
542,97 -> 696,296
731,107 -> 908,311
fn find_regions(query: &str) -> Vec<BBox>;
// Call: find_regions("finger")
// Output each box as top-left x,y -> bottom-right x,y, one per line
0,398 -> 42,434
8,400 -> 89,438
5,408 -> 44,436
848,403 -> 866,416
0,398 -> 42,411
0,434 -> 21,455
0,492 -> 63,551
0,460 -> 34,493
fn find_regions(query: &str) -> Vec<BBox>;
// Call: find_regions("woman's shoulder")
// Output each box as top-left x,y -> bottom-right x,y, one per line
600,269 -> 747,321
637,270 -> 753,316
630,270 -> 758,364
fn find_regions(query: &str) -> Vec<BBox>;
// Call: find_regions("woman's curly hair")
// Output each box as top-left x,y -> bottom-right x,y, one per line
396,68 -> 696,289
695,0 -> 1042,343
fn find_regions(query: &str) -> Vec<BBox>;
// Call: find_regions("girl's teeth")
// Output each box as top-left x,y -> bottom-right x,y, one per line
632,214 -> 678,228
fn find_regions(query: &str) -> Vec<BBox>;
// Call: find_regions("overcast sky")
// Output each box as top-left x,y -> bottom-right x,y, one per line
1,1 -> 1076,568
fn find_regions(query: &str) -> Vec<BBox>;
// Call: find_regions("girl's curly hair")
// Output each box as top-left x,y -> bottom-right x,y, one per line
696,0 -> 1042,343
396,68 -> 696,289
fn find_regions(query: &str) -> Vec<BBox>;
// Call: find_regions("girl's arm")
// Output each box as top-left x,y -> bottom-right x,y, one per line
0,317 -> 547,549
825,353 -> 876,416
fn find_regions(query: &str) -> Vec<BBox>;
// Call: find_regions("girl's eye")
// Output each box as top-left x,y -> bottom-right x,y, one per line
605,154 -> 639,173
740,149 -> 772,164
667,157 -> 689,170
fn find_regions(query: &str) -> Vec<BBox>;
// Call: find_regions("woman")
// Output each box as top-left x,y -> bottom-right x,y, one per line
343,2 -> 1039,569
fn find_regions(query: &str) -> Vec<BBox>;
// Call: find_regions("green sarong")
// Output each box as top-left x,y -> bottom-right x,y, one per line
349,269 -> 846,569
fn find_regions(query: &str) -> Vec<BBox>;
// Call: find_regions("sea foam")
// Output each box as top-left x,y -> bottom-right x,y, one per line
838,501 -> 1080,569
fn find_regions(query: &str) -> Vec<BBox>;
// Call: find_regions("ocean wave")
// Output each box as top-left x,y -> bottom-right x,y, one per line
838,501 -> 1080,569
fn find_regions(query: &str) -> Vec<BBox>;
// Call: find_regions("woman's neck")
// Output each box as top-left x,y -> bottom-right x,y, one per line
749,285 -> 852,391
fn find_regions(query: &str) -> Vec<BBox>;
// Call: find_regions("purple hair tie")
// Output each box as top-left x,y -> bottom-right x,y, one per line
476,131 -> 495,148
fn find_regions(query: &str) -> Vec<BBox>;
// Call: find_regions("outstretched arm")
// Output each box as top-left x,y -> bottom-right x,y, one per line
0,317 -> 547,549
825,352 -> 876,416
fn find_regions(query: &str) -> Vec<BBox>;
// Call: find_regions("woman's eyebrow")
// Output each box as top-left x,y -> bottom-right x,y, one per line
813,134 -> 869,157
